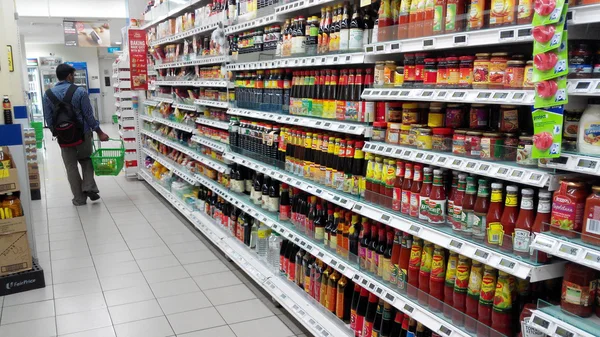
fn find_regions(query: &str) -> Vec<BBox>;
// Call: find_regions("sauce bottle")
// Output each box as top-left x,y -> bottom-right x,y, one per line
320,265 -> 332,306
491,271 -> 513,336
350,283 -> 362,331
461,176 -> 477,237
359,217 -> 371,270
444,0 -> 466,33
429,245 -> 446,312
428,169 -> 447,225
513,188 -> 535,257
464,261 -> 483,332
446,172 -> 458,226
362,293 -> 379,337
477,265 -> 497,336
327,270 -> 340,313
401,163 -> 414,214
389,311 -> 404,337
433,0 -> 447,35
382,229 -> 395,282
389,230 -> 402,285
451,174 -> 467,233
407,237 -> 423,299
371,299 -> 384,337
355,287 -> 370,336
419,167 -> 433,221
531,190 -> 551,263
471,179 -> 489,242
452,255 -> 471,325
409,164 -> 424,218
397,232 -> 412,292
418,241 -> 434,305
443,252 -> 459,318
393,161 -> 405,211
423,0 -> 435,36
485,182 -> 504,247
380,302 -> 394,337
550,180 -> 588,238
368,222 -> 380,274
498,185 -> 519,251
376,225 -> 388,278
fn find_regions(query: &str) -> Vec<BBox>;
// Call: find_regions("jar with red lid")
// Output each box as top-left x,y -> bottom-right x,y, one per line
415,53 -> 428,88
445,104 -> 464,128
560,262 -> 599,317
469,104 -> 489,129
458,56 -> 475,88
432,128 -> 453,152
404,53 -> 416,87
465,131 -> 483,157
436,57 -> 448,88
569,43 -> 593,79
489,53 -> 509,89
473,53 -> 491,89
446,57 -> 460,88
452,130 -> 467,155
504,60 -> 525,89
504,133 -> 518,161
423,58 -> 438,88
480,132 -> 505,161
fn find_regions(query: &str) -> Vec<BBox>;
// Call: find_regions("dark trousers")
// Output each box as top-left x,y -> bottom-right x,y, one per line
60,132 -> 98,203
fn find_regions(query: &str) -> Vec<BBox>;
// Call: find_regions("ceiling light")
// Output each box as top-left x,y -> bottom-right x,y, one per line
115,41 -> 122,45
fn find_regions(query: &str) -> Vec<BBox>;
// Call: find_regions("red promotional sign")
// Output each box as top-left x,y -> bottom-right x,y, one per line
128,29 -> 148,90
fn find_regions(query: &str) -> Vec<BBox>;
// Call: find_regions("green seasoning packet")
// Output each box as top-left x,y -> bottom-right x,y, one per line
532,106 -> 564,158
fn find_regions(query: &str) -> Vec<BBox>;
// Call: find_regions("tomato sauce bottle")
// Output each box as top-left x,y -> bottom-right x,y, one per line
407,237 -> 423,299
392,161 -> 405,211
418,241 -> 434,305
485,182 -> 504,247
583,186 -> 600,246
531,190 -> 551,263
397,232 -> 412,292
491,271 -> 513,336
452,255 -> 471,326
451,173 -> 467,233
477,265 -> 497,336
419,167 -> 433,222
550,180 -> 588,238
464,261 -> 483,332
398,0 -> 412,39
471,179 -> 489,242
461,176 -> 477,237
443,251 -> 459,318
428,169 -> 447,225
513,188 -> 535,257
401,163 -> 413,215
429,244 -> 446,312
389,230 -> 402,285
498,185 -> 518,252
365,154 -> 375,203
446,172 -> 458,226
410,164 -> 424,218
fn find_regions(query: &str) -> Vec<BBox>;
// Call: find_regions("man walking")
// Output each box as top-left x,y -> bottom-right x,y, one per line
43,63 -> 109,206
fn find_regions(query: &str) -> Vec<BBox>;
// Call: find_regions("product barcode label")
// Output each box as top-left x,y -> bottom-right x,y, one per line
586,219 -> 600,235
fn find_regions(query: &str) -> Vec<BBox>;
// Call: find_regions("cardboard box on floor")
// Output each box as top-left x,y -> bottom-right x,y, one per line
0,231 -> 32,276
0,147 -> 20,194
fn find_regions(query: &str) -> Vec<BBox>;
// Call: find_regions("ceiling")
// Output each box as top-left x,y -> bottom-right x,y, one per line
18,17 -> 128,45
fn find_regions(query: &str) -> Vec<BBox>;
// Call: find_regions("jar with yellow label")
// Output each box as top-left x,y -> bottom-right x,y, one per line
373,121 -> 387,142
489,53 -> 509,89
408,124 -> 427,147
402,103 -> 420,124
394,66 -> 405,87
428,106 -> 445,127
374,61 -> 385,87
473,53 -> 491,89
384,61 -> 396,87
416,128 -> 433,150
400,124 -> 411,145
522,60 -> 534,89
446,57 -> 460,89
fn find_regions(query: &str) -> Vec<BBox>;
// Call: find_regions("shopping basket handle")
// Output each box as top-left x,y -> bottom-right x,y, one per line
93,138 -> 124,152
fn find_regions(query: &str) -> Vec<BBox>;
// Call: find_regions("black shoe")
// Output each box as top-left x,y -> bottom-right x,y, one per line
72,199 -> 87,206
85,191 -> 101,201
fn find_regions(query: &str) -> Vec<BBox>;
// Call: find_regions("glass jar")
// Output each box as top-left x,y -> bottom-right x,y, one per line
446,57 -> 460,88
499,105 -> 519,132
523,60 -> 535,89
402,103 -> 420,124
473,53 -> 491,89
423,58 -> 438,88
416,128 -> 433,150
453,129 -> 467,155
459,56 -> 475,88
469,104 -> 489,129
560,263 -> 599,317
436,57 -> 448,88
374,61 -> 385,87
394,66 -> 405,87
569,43 -> 593,79
432,128 -> 453,152
415,53 -> 428,88
517,135 -> 537,166
563,109 -> 583,141
504,60 -> 525,89
445,104 -> 464,128
400,124 -> 411,145
408,124 -> 427,147
481,132 -> 505,161
504,133 -> 518,161
428,106 -> 445,127
384,61 -> 397,87
387,123 -> 401,144
489,52 -> 509,89
389,103 -> 403,122
373,121 -> 387,142
404,53 -> 416,87
465,131 -> 483,157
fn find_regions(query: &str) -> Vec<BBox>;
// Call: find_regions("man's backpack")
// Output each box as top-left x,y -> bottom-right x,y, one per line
45,85 -> 84,148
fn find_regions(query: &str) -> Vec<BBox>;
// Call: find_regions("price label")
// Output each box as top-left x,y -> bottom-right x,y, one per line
422,90 -> 434,97
511,170 -> 524,179
528,173 -> 542,183
452,91 -> 466,99
477,92 -> 492,99
416,153 -> 425,160
499,258 -> 516,270
555,326 -> 574,337
512,92 -> 525,101
385,293 -> 395,302
449,240 -> 463,250
355,205 -> 363,211
368,283 -> 376,290
437,157 -> 447,165
474,249 -> 490,261
451,159 -> 463,168
496,167 -> 509,176
403,304 -> 414,313
465,162 -> 477,171
404,150 -> 412,157
576,158 -> 598,172
380,214 -> 391,223
376,287 -> 383,295
425,154 -> 434,162
558,243 -> 579,257
361,278 -> 369,286
395,149 -> 403,155
585,251 -> 600,264
306,245 -> 313,251
574,81 -> 591,92
385,147 -> 393,154
423,39 -> 435,48
534,236 -> 555,249
330,260 -> 338,267
437,91 -> 447,98
400,91 -> 410,97
353,274 -> 361,281
453,35 -> 467,45
478,163 -> 491,173
438,325 -> 452,337
408,225 -> 420,234
493,92 -> 509,100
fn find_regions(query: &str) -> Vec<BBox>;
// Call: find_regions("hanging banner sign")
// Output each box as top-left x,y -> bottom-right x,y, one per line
64,21 -> 111,47
128,29 -> 148,90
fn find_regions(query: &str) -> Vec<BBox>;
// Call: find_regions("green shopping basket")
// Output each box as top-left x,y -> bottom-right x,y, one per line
91,138 -> 125,176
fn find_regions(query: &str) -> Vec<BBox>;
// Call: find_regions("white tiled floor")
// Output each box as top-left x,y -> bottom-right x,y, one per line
0,125 -> 310,337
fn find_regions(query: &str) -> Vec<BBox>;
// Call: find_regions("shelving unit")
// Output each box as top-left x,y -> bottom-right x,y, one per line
113,57 -> 139,177
137,1 -> 600,336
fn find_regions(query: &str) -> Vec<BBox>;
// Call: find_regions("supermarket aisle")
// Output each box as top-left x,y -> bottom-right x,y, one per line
0,125 -> 310,337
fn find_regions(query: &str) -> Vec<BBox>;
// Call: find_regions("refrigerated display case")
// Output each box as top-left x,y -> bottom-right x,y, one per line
26,58 -> 43,122
38,56 -> 62,94
65,62 -> 89,93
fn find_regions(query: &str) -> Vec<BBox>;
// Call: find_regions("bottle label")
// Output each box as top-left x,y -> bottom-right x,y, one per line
513,228 -> 531,252
433,5 -> 444,32
362,320 -> 374,337
551,195 -> 584,231
409,193 -> 420,217
376,253 -> 384,277
339,29 -> 350,51
359,246 -> 368,269
401,190 -> 411,214
349,28 -> 364,50
330,235 -> 338,250
419,196 -> 430,221
389,262 -> 399,284
471,212 -> 486,240
562,280 -> 597,306
355,315 -> 365,337
431,254 -> 445,280
452,204 -> 463,230
350,309 -> 357,330
279,205 -> 291,221
493,279 -> 512,313
398,267 -> 408,289
487,222 -> 504,245
454,264 -> 470,292
479,274 -> 496,306
267,196 -> 279,212
315,227 -> 325,240
428,199 -> 447,224
445,4 -> 457,31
